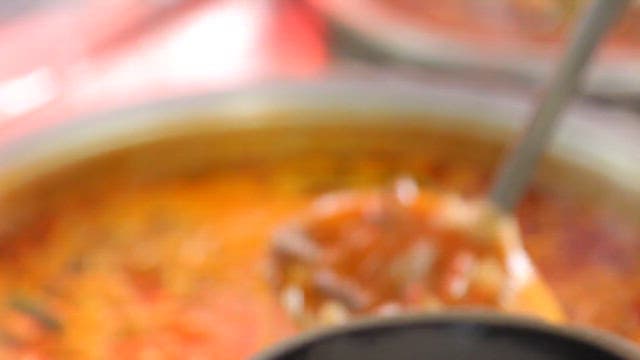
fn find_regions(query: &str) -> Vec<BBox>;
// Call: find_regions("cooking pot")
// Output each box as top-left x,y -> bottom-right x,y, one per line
0,79 -> 638,356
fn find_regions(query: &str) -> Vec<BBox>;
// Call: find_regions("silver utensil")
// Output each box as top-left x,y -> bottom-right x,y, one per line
490,0 -> 629,212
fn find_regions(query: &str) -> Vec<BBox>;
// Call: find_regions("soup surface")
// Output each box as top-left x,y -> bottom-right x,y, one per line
0,127 -> 639,359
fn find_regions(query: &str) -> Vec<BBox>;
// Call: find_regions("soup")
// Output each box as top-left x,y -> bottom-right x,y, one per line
0,124 -> 638,358
271,183 -> 564,325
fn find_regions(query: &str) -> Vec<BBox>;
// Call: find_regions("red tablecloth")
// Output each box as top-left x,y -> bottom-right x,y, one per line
0,0 -> 328,145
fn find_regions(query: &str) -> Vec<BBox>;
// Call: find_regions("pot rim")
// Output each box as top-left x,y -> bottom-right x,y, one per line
310,0 -> 640,97
252,311 -> 640,360
0,79 -> 638,193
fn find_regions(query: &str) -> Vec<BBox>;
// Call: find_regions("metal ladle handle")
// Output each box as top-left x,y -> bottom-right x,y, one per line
489,0 -> 629,212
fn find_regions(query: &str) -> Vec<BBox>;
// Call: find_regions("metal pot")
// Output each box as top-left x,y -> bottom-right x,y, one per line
311,1 -> 640,99
0,79 -> 638,355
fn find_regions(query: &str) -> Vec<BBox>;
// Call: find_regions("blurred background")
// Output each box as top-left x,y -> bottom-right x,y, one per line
1,0 -> 639,145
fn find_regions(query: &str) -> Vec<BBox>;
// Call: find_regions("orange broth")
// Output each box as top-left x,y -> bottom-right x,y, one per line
0,137 -> 639,358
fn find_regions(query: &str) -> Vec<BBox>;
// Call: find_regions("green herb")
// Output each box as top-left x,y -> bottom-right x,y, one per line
9,296 -> 62,332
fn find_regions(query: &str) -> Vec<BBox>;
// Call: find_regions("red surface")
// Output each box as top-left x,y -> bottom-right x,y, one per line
0,0 -> 328,146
